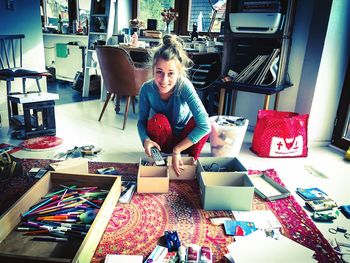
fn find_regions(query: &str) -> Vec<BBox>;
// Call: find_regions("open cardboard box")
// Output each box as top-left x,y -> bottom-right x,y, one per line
166,156 -> 196,180
0,171 -> 121,262
196,157 -> 247,177
137,158 -> 169,193
198,172 -> 254,211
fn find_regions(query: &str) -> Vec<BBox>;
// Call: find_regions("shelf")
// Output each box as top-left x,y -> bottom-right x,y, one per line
220,81 -> 292,95
224,32 -> 290,41
89,32 -> 108,35
83,0 -> 114,98
91,14 -> 108,17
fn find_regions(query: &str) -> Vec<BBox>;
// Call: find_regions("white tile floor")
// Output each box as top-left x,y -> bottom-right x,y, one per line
0,98 -> 350,248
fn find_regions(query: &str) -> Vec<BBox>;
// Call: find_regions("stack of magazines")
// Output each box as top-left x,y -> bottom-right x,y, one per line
233,48 -> 280,86
119,181 -> 136,203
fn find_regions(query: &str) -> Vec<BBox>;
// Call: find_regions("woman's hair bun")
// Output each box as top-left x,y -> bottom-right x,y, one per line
162,35 -> 183,49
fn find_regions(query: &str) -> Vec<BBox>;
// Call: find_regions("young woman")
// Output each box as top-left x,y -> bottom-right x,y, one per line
137,35 -> 211,176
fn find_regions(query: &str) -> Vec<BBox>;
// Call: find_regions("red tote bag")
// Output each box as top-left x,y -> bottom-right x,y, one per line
251,110 -> 309,158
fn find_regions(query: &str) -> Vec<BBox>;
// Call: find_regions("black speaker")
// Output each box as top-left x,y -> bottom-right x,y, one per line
147,19 -> 157,30
220,21 -> 225,34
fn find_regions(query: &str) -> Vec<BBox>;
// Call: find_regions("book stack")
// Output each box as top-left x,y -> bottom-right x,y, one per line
296,187 -> 337,212
233,48 -> 280,86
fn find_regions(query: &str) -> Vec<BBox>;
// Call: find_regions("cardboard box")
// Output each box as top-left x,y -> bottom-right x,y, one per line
198,172 -> 254,211
167,156 -> 197,180
50,158 -> 89,173
137,158 -> 169,193
0,172 -> 121,262
196,157 -> 247,177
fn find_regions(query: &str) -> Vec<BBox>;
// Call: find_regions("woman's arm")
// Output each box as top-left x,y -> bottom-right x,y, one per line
137,84 -> 151,145
137,83 -> 162,156
171,79 -> 211,176
180,79 -> 211,144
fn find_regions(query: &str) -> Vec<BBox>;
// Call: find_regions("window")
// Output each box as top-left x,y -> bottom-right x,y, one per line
134,0 -> 226,35
42,0 -> 90,33
138,0 -> 176,31
78,1 -> 90,32
188,0 -> 226,33
45,0 -> 69,27
332,61 -> 350,151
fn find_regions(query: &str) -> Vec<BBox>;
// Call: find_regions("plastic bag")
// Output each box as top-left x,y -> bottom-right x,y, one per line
251,110 -> 309,157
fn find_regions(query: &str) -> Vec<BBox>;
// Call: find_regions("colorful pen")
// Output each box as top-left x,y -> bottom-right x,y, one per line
31,236 -> 68,242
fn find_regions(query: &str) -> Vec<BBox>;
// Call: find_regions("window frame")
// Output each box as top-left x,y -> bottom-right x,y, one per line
41,0 -> 83,30
132,0 -> 222,37
332,60 -> 350,151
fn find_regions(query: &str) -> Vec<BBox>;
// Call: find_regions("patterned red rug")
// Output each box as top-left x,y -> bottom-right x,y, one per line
0,158 -> 340,263
91,169 -> 340,263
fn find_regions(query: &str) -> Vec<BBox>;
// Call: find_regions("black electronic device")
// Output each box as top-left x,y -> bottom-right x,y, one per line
150,147 -> 165,166
191,23 -> 198,41
147,19 -> 157,30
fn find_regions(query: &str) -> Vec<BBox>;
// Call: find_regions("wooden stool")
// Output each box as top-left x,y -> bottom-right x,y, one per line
7,93 -> 59,139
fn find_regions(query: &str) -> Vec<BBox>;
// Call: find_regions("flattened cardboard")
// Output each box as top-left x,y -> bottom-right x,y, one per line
167,156 -> 196,180
249,173 -> 290,201
0,172 -> 121,262
198,172 -> 254,211
50,158 -> 89,173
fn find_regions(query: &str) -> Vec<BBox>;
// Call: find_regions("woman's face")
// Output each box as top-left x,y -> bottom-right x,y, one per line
154,58 -> 179,95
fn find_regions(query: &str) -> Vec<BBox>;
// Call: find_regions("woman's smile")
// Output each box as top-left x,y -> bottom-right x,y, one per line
154,58 -> 179,94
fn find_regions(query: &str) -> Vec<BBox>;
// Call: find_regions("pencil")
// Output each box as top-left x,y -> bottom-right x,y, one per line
31,236 -> 68,242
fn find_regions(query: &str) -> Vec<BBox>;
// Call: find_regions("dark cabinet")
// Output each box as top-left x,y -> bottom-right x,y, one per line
219,0 -> 296,114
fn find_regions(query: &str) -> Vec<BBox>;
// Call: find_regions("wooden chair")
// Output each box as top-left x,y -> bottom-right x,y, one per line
0,34 -> 50,123
96,46 -> 152,130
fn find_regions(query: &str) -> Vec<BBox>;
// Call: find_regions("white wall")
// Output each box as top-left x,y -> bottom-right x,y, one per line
308,0 -> 350,143
0,0 -> 46,126
115,0 -> 132,34
0,0 -> 46,94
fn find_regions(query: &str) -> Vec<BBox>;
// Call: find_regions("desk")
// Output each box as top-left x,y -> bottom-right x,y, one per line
118,45 -> 152,68
43,34 -> 87,82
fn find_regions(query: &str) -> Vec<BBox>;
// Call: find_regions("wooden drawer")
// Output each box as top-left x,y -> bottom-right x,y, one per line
0,172 -> 121,262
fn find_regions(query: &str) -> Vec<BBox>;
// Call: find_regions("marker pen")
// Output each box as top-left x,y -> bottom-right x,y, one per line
31,236 -> 68,242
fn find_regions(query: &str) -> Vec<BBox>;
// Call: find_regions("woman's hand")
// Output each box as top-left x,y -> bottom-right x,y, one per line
144,138 -> 161,157
172,152 -> 184,177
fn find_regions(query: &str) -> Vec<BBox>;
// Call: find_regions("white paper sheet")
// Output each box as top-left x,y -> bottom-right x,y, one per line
232,210 -> 282,230
104,254 -> 143,263
227,231 -> 316,263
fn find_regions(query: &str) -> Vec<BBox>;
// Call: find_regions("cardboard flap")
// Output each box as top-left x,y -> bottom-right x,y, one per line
50,158 -> 89,173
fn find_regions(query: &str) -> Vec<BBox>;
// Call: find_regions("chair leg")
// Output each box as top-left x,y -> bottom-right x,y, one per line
6,81 -> 12,124
122,96 -> 131,130
35,78 -> 42,92
98,93 -> 112,121
115,95 -> 121,114
132,96 -> 136,114
22,78 -> 26,94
